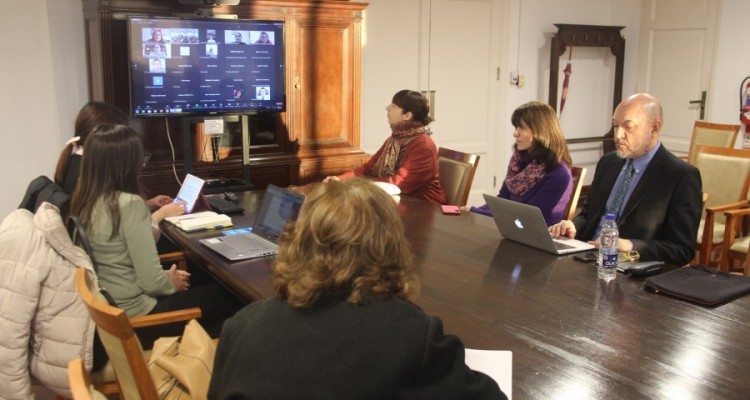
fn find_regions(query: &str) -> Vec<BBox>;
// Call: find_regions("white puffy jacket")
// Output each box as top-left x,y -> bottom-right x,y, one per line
0,202 -> 96,400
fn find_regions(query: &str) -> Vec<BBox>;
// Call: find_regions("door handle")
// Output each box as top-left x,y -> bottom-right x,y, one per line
688,90 -> 707,120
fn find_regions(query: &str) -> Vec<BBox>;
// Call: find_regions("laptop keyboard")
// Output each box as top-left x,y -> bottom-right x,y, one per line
553,239 -> 576,251
221,233 -> 277,257
207,197 -> 244,214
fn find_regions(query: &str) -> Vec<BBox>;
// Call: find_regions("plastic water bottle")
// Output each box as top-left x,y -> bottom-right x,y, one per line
598,214 -> 618,282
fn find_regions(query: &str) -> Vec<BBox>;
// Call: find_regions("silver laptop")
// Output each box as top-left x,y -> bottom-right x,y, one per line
199,185 -> 304,261
482,194 -> 595,255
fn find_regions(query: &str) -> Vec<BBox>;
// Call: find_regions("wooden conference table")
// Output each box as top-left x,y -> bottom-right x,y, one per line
162,189 -> 750,399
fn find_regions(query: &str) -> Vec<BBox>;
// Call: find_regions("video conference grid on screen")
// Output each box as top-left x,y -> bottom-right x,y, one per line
128,17 -> 285,116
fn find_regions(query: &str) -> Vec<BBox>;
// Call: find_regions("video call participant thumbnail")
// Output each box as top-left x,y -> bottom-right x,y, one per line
150,58 -> 165,73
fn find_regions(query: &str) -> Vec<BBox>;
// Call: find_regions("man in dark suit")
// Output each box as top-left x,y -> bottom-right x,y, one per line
550,93 -> 702,266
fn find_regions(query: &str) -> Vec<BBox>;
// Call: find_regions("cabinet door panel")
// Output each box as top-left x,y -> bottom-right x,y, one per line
293,17 -> 361,151
299,154 -> 369,184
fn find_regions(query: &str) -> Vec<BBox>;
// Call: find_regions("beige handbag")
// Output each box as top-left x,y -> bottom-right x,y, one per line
148,319 -> 216,400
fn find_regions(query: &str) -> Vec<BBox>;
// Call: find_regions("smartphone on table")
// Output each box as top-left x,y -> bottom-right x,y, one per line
441,205 -> 461,215
573,250 -> 598,263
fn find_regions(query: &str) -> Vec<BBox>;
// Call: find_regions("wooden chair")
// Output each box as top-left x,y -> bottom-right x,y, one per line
692,145 -> 750,266
74,268 -> 201,400
720,206 -> 750,274
686,121 -> 740,165
564,166 -> 586,221
158,250 -> 189,271
68,358 -> 106,400
437,147 -> 480,206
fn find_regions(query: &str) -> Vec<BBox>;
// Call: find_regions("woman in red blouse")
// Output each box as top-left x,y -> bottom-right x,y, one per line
324,90 -> 446,203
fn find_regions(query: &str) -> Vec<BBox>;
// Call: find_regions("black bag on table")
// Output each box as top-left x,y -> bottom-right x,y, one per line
644,265 -> 750,306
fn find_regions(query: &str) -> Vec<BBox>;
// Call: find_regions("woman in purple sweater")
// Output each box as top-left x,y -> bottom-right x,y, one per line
469,101 -> 573,225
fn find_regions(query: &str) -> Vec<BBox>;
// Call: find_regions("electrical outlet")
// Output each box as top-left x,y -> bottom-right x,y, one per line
517,74 -> 525,88
509,70 -> 519,85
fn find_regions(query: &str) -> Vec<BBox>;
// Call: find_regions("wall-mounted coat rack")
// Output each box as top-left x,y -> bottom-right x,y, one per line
548,24 -> 625,153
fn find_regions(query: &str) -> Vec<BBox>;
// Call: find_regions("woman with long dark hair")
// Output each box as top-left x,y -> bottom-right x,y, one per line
469,101 -> 573,225
69,124 -> 235,353
56,101 -> 183,239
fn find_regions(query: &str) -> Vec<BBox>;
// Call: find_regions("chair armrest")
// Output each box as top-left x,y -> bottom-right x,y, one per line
159,251 -> 188,271
705,200 -> 749,215
698,200 -> 748,265
720,205 -> 750,272
724,207 -> 750,218
159,251 -> 185,263
723,206 -> 750,246
129,307 -> 202,328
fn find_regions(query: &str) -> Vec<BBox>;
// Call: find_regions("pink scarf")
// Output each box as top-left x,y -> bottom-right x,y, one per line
504,151 -> 546,196
371,121 -> 426,177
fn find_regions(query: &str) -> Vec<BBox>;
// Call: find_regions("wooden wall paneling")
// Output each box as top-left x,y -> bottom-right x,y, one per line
299,149 -> 369,184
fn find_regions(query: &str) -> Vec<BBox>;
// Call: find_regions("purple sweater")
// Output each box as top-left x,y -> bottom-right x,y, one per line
471,158 -> 572,226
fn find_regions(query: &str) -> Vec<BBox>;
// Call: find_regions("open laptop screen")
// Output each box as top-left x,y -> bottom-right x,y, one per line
254,185 -> 304,237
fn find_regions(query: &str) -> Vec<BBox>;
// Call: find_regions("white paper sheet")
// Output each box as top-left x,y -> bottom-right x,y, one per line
465,349 -> 512,399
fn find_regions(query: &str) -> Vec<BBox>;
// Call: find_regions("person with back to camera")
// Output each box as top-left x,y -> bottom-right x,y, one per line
69,124 -> 236,365
208,178 -> 507,400
466,101 -> 573,226
54,101 -> 184,242
549,93 -> 702,266
323,90 -> 446,203
255,31 -> 273,45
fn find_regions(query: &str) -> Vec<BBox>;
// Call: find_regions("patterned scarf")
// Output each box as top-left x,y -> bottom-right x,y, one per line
504,151 -> 547,196
371,120 -> 426,177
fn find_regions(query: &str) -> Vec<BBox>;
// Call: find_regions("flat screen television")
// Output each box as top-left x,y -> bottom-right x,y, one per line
127,16 -> 285,117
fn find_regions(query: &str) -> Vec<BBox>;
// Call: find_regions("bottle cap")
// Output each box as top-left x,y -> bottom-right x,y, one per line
605,213 -> 616,220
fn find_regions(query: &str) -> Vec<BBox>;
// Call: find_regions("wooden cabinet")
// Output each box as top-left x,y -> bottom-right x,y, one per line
82,0 -> 368,196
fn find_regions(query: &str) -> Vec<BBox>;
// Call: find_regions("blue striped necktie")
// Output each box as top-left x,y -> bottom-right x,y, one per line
608,160 -> 635,217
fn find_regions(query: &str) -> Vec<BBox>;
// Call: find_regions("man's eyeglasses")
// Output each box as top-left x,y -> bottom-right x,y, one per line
618,250 -> 640,263
143,152 -> 152,166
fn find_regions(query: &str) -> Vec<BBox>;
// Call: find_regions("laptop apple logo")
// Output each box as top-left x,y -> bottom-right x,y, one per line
514,218 -> 524,229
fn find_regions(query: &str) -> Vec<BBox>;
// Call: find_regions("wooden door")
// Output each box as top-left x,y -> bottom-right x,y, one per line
361,0 -> 500,206
360,0 -> 423,151
637,0 -> 719,155
427,0 -> 498,206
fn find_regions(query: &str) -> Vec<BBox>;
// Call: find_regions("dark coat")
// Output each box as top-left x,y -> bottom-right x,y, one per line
208,297 -> 506,400
18,175 -> 70,217
574,144 -> 702,266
